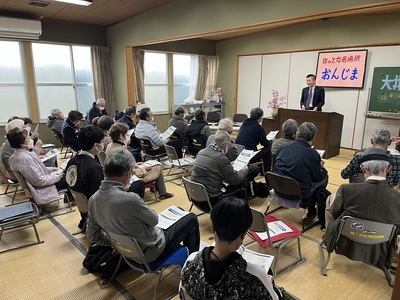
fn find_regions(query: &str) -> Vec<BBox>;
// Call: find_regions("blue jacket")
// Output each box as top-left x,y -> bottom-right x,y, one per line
236,118 -> 271,151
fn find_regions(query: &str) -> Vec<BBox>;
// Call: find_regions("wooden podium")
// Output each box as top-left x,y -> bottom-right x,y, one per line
262,108 -> 344,159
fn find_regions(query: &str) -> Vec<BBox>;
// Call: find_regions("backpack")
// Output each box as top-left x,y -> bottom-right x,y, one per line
253,181 -> 270,198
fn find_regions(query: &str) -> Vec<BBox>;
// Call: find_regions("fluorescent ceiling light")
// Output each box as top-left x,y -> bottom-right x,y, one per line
54,0 -> 92,6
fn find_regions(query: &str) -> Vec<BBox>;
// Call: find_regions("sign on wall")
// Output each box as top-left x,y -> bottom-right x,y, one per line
315,50 -> 368,88
368,67 -> 400,113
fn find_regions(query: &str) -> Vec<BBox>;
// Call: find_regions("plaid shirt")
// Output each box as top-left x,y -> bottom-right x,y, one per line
341,153 -> 400,187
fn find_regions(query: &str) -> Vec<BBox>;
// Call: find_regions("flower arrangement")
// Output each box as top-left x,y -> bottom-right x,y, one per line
267,89 -> 287,109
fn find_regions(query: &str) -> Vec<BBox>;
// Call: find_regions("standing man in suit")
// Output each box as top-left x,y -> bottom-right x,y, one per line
300,74 -> 325,111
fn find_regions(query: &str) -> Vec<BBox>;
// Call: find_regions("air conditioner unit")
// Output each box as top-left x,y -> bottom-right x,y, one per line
0,16 -> 42,40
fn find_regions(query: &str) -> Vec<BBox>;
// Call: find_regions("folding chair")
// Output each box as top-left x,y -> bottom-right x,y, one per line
51,129 -> 72,158
0,202 -> 43,253
232,113 -> 247,124
206,111 -> 221,124
164,144 -> 194,178
319,216 -> 397,286
105,232 -> 189,300
139,139 -> 167,161
187,134 -> 207,157
247,207 -> 306,276
13,170 -> 73,217
265,171 -> 319,232
69,190 -> 88,235
182,177 -> 213,215
0,145 -> 21,203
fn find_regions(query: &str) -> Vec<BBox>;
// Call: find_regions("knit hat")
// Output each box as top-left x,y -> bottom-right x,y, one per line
5,119 -> 24,134
358,147 -> 392,164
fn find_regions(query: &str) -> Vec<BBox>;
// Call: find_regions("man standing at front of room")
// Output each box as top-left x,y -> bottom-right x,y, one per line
300,74 -> 325,111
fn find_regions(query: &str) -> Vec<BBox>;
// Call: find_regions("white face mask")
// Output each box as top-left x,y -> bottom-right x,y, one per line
99,106 -> 105,111
24,126 -> 31,134
28,138 -> 34,149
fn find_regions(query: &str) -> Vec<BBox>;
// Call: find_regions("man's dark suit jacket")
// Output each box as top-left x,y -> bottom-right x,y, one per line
300,86 -> 325,111
324,179 -> 400,268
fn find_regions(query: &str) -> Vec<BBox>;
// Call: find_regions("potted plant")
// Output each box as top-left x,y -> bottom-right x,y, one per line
267,89 -> 287,119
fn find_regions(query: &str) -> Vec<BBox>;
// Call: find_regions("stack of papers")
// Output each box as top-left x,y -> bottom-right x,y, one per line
160,126 -> 176,140
232,149 -> 260,171
41,148 -> 60,162
157,206 -> 190,229
173,157 -> 195,166
254,220 -> 293,240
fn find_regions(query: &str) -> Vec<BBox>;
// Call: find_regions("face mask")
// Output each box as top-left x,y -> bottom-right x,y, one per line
25,126 -> 31,134
99,106 -> 105,111
28,139 -> 34,149
150,117 -> 154,122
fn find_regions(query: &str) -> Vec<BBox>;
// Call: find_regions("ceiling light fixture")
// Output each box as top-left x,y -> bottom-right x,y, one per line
54,0 -> 92,6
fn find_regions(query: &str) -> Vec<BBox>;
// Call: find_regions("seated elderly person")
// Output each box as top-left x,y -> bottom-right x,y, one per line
46,109 -> 65,135
323,147 -> 400,267
271,118 -> 298,160
181,197 -> 279,300
273,122 -> 329,229
106,123 -> 173,199
8,128 -> 67,205
86,148 -> 200,263
117,106 -> 142,162
135,107 -> 183,158
191,131 -> 248,211
341,128 -> 400,187
96,115 -> 114,150
168,106 -> 188,146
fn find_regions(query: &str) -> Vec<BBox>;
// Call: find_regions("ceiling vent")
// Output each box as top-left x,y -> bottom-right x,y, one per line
27,0 -> 50,7
0,16 -> 42,40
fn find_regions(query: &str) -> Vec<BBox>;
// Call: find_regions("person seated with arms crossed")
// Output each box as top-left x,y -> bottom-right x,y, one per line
8,128 -> 68,205
65,126 -> 105,230
62,110 -> 83,152
271,118 -> 298,161
46,108 -> 65,135
185,109 -> 211,154
180,197 -> 279,300
191,131 -> 248,211
236,107 -> 272,174
168,106 -> 188,146
135,107 -> 183,158
341,128 -> 400,187
273,122 -> 329,230
106,122 -> 173,199
323,147 -> 400,266
86,98 -> 108,124
86,148 -> 200,264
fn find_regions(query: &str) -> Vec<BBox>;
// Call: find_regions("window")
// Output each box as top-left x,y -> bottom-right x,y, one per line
144,52 -> 169,113
144,52 -> 200,113
0,41 -> 29,121
32,43 -> 95,119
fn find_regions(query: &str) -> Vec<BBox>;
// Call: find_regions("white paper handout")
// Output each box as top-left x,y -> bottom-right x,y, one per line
232,149 -> 260,171
157,205 -> 190,230
160,126 -> 176,140
172,157 -> 195,166
41,148 -> 60,162
266,130 -> 279,141
239,245 -> 275,271
143,160 -> 162,167
33,124 -> 39,136
130,174 -> 140,183
254,220 -> 293,240
389,148 -> 400,156
315,149 -> 325,158
54,158 -> 71,175
126,128 -> 135,138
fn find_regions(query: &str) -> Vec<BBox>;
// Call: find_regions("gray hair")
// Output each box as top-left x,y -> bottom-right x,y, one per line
104,148 -> 135,178
50,108 -> 62,118
96,98 -> 106,105
297,122 -> 317,142
249,107 -> 264,120
213,131 -> 231,147
217,118 -> 233,132
371,129 -> 391,146
361,160 -> 390,175
282,119 -> 298,136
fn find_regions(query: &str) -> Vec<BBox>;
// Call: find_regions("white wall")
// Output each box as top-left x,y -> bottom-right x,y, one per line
237,45 -> 400,149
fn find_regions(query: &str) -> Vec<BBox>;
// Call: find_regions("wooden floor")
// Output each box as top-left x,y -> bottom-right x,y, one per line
0,149 -> 395,300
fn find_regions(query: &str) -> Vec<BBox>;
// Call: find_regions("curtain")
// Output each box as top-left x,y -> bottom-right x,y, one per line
91,46 -> 115,116
186,55 -> 199,101
133,48 -> 145,103
195,55 -> 218,100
